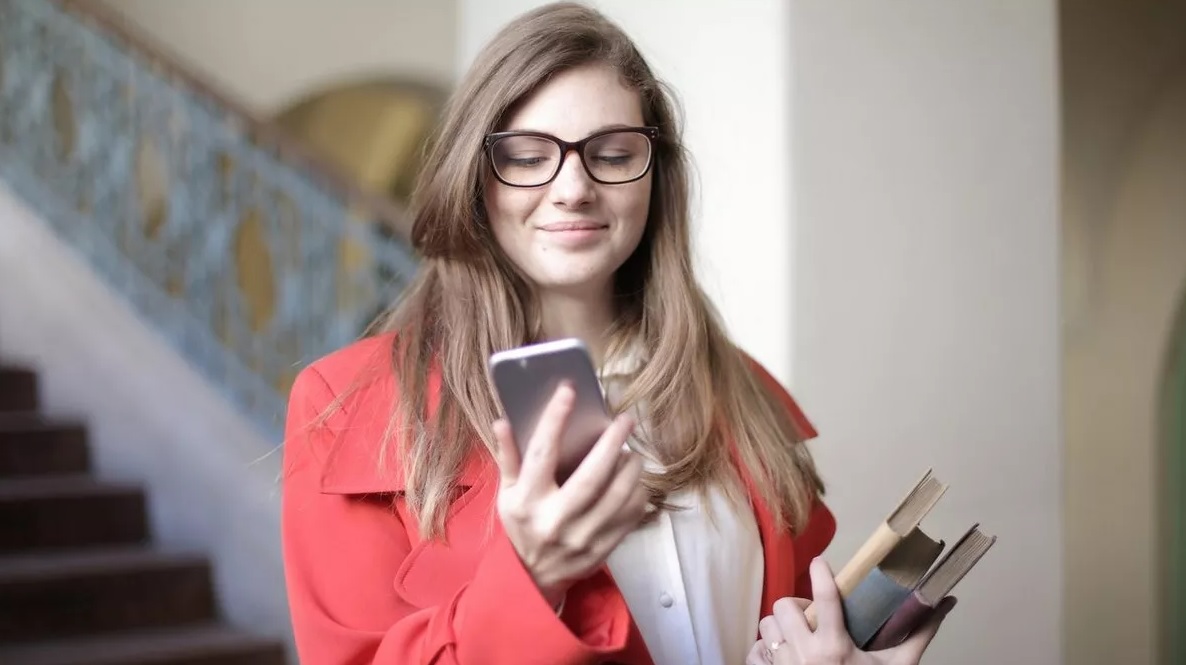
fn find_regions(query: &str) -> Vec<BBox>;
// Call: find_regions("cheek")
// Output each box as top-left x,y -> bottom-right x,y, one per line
485,185 -> 536,243
489,185 -> 542,219
617,180 -> 653,236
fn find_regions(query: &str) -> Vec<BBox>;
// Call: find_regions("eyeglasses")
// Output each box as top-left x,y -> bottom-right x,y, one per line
484,126 -> 658,188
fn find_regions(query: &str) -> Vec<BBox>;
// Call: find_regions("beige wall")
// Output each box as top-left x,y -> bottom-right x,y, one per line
1062,1 -> 1186,663
789,2 -> 1062,664
100,0 -> 457,114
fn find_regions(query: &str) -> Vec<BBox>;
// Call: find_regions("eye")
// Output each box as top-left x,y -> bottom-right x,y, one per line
594,153 -> 633,166
508,156 -> 547,167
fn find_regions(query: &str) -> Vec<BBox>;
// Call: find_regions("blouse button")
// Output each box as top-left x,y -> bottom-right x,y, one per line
659,592 -> 674,608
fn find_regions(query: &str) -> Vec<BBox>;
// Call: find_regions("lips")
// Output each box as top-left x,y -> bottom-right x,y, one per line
538,221 -> 608,232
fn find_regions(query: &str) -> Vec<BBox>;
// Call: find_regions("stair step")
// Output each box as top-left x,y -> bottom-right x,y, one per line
0,475 -> 147,551
0,419 -> 90,477
0,623 -> 287,665
0,547 -> 216,643
0,366 -> 38,413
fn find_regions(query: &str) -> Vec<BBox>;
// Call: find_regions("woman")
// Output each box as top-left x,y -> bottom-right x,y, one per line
281,3 -> 953,664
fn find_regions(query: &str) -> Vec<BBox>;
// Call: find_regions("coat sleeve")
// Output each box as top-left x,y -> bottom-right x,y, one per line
280,366 -> 631,665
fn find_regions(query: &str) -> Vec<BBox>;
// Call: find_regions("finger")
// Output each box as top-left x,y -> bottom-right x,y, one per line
806,558 -> 846,638
517,382 -> 574,489
757,615 -> 788,663
557,413 -> 636,513
891,596 -> 956,662
569,458 -> 648,557
758,614 -> 784,644
491,419 -> 521,486
772,596 -> 812,643
745,640 -> 772,665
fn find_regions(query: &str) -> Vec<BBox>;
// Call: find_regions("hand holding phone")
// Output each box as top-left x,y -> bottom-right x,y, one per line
487,339 -> 652,608
489,338 -> 613,483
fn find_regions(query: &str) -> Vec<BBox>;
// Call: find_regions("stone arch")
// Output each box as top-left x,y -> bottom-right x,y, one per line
271,76 -> 449,203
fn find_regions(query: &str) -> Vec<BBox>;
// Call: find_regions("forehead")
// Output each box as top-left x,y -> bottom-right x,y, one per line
502,64 -> 644,141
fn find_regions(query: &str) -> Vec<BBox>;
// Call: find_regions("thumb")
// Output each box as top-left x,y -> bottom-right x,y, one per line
893,597 -> 956,662
492,419 -> 522,486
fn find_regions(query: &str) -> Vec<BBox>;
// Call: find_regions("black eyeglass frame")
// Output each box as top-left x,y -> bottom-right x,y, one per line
483,125 -> 660,187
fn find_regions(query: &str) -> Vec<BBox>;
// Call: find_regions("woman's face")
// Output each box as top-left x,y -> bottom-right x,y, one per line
484,64 -> 652,298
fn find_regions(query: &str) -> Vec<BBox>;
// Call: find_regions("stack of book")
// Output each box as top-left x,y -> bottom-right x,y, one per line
804,469 -> 997,649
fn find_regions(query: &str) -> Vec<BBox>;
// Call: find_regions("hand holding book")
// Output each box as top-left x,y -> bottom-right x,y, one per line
748,556 -> 956,665
747,469 -> 996,664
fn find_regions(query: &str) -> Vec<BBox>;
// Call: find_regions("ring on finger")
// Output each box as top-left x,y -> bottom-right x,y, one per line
763,639 -> 785,662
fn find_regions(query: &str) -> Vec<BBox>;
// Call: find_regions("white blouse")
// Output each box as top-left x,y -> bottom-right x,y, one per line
598,350 -> 764,665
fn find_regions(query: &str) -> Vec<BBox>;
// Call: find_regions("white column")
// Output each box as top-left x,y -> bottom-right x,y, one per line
791,2 -> 1061,665
458,0 -> 798,385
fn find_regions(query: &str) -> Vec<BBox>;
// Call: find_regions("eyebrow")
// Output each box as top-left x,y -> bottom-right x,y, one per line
503,123 -> 637,138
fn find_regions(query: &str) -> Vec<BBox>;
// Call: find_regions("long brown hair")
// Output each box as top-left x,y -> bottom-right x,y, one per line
377,2 -> 823,539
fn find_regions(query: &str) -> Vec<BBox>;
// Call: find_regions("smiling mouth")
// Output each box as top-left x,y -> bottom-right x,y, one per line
538,221 -> 608,232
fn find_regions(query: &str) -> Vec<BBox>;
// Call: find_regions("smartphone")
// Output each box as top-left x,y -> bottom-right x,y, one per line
489,338 -> 612,483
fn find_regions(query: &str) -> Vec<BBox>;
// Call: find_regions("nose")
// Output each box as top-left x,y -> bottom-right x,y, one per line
548,148 -> 595,208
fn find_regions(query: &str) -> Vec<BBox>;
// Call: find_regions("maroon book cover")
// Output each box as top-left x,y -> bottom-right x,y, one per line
866,593 -> 935,650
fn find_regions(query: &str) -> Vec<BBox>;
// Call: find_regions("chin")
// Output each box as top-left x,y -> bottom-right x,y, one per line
529,267 -> 615,293
535,274 -> 610,293
528,255 -> 616,284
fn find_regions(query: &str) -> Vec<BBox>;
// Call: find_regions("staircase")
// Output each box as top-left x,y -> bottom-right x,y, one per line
0,2 -> 421,660
0,364 -> 287,665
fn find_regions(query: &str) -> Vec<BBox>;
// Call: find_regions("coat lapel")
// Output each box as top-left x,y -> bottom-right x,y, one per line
736,457 -> 796,616
314,359 -> 495,611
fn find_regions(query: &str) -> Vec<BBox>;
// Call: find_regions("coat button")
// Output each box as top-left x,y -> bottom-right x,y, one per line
659,592 -> 674,608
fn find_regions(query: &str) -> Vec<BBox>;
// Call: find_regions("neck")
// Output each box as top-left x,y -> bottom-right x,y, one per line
536,285 -> 616,366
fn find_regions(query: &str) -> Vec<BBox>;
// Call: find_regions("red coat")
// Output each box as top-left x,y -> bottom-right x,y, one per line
281,333 -> 836,665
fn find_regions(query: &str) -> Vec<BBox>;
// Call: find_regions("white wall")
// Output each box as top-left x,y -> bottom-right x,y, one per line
100,0 -> 458,114
459,0 -> 798,387
0,182 -> 294,660
790,2 -> 1061,665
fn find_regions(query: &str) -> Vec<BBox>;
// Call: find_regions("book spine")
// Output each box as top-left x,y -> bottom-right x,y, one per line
841,567 -> 914,647
865,593 -> 935,650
